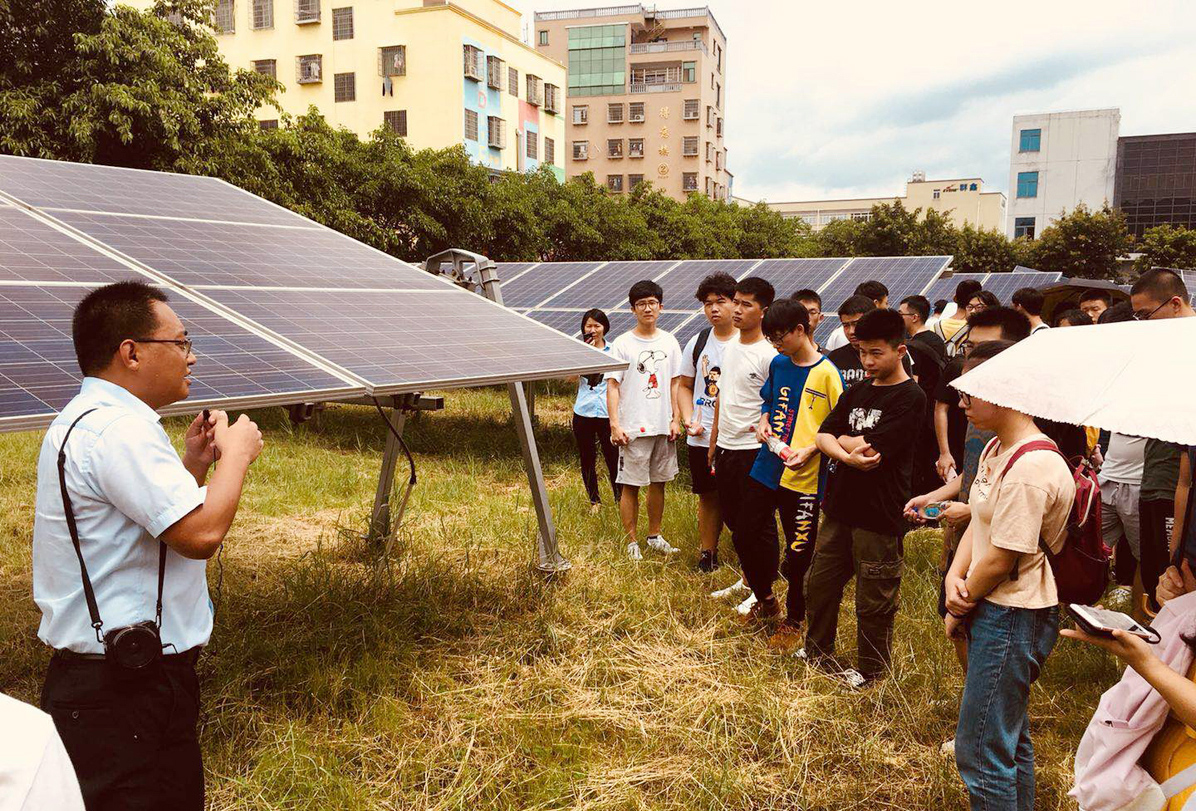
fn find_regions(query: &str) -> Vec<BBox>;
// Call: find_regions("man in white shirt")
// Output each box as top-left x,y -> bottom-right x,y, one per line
1011,287 -> 1050,335
0,693 -> 85,811
823,280 -> 889,352
710,278 -> 778,621
607,280 -> 684,560
34,281 -> 264,811
679,272 -> 738,572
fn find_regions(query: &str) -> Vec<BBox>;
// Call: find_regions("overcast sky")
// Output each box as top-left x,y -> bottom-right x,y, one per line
522,0 -> 1196,203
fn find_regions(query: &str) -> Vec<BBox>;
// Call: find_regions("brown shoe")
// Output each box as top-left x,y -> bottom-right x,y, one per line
767,621 -> 803,652
741,596 -> 781,626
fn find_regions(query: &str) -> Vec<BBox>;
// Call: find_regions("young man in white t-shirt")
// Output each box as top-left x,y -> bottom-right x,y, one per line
710,277 -> 778,620
679,272 -> 738,573
607,280 -> 684,560
1011,287 -> 1050,335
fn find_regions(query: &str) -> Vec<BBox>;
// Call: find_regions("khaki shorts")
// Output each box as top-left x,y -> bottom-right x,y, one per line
617,435 -> 679,486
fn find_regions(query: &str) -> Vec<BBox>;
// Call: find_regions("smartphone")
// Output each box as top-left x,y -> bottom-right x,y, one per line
1066,603 -> 1161,644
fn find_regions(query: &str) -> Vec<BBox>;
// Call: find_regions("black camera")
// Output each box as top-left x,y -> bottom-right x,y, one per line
103,621 -> 163,670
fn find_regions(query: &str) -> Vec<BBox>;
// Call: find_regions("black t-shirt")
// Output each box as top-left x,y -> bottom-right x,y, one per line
828,344 -> 914,390
909,330 -> 948,362
819,378 -> 927,535
935,357 -> 968,464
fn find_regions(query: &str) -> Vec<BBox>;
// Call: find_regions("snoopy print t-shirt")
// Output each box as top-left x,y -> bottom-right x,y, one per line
605,328 -> 684,437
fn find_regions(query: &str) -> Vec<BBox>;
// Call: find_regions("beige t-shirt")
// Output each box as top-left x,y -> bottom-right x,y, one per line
967,434 -> 1076,609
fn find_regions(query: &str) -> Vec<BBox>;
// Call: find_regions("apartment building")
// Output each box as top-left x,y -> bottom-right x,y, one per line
756,172 -> 1007,232
533,5 -> 730,201
157,0 -> 567,177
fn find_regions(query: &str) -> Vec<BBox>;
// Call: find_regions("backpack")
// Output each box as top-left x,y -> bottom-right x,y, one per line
936,321 -> 971,358
691,326 -> 712,368
992,438 -> 1109,605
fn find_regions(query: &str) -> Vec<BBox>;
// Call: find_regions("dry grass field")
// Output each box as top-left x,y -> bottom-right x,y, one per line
0,385 -> 1122,809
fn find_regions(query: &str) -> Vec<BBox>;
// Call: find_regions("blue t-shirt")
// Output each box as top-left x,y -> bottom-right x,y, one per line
573,345 -> 612,418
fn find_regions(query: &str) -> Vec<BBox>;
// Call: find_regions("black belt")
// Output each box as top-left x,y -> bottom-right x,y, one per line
53,646 -> 202,666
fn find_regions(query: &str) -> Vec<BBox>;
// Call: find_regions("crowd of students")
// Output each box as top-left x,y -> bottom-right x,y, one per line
566,266 -> 1196,810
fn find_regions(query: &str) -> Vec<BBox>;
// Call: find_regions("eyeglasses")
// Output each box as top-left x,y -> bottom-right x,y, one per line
133,338 -> 193,355
766,330 -> 793,346
633,300 -> 661,310
965,303 -> 986,314
1133,298 -> 1173,321
898,310 -> 917,319
958,391 -> 972,407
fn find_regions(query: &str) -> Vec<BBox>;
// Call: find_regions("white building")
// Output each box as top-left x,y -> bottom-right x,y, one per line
1007,108 -> 1119,240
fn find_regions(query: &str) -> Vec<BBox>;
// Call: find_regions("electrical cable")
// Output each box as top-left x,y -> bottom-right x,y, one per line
372,397 -> 418,555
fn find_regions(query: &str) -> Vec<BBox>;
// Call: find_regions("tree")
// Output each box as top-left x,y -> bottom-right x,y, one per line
953,224 -> 1017,274
814,218 -> 866,257
1134,224 -> 1196,274
854,200 -> 921,256
1024,204 -> 1131,280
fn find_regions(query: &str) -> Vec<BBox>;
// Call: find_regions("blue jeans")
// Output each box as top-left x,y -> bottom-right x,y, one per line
955,600 -> 1058,811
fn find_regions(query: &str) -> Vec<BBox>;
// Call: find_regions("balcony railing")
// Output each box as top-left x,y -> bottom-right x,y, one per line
631,82 -> 680,93
629,40 -> 707,55
534,5 -> 725,43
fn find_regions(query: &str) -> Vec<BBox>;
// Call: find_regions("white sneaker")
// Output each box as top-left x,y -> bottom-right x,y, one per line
940,738 -> 956,757
840,668 -> 867,689
736,592 -> 759,616
626,542 -> 643,560
710,578 -> 751,600
645,534 -> 679,554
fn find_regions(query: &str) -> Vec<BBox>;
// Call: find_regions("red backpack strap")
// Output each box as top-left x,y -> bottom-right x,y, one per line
996,439 -> 1065,483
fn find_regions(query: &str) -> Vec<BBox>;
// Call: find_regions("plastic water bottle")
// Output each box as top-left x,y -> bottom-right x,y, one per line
923,501 -> 949,520
765,434 -> 795,463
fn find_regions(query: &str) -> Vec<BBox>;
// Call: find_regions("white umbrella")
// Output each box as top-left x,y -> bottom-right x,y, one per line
950,318 -> 1196,445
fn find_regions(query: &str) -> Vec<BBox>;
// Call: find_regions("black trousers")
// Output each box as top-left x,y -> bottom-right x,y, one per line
572,414 -> 619,504
738,479 -> 820,622
714,447 -> 759,536
1140,497 -> 1175,613
42,651 -> 204,811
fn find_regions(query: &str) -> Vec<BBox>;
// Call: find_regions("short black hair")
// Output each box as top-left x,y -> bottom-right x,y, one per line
72,281 -> 170,376
855,280 -> 889,302
1079,288 -> 1112,305
1056,308 -> 1092,327
964,338 -> 1015,370
954,279 -> 983,307
628,279 -> 664,307
1098,301 -> 1134,324
792,288 -> 821,307
735,277 -> 775,308
1011,287 -> 1045,315
838,294 -> 877,318
762,298 -> 811,340
933,298 -> 948,314
900,294 -> 930,323
853,308 -> 906,347
971,290 -> 1001,309
1131,268 -> 1190,304
580,308 -> 610,335
695,272 -> 737,303
967,306 -> 1031,342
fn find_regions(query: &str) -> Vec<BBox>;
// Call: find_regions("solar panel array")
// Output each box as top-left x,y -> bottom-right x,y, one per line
0,156 -> 622,430
921,269 -> 1064,309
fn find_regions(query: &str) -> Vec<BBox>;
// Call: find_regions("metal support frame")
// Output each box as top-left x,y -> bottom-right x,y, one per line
366,393 -> 442,542
423,249 -> 570,573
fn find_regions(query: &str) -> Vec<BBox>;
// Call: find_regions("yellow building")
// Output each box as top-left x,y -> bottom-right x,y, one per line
129,0 -> 568,178
746,173 -> 1008,232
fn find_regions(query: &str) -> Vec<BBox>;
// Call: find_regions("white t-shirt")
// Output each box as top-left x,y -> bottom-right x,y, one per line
716,336 -> 777,451
680,329 -> 733,448
0,693 -> 85,811
1100,432 -> 1147,486
1031,322 -> 1050,335
605,329 -> 684,437
823,324 -> 849,352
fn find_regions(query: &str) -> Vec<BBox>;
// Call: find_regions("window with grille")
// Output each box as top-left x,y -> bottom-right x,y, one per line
628,138 -> 644,158
607,139 -> 623,159
608,103 -> 623,124
683,99 -> 699,120
607,175 -> 624,192
706,177 -> 714,196
379,45 -> 405,77
251,0 -> 272,29
573,141 -> 589,160
706,142 -> 713,162
464,109 -> 479,141
682,172 -> 697,191
334,72 -> 355,102
539,30 -> 548,45
715,150 -> 721,170
259,119 -> 279,130
332,7 -> 352,39
296,54 -> 322,83
463,45 -> 483,80
526,74 -> 542,106
628,102 -> 645,122
215,0 -> 234,32
544,84 -> 560,114
487,116 -> 506,149
486,56 -> 504,90
508,67 -> 518,96
294,0 -> 319,23
545,137 -> 555,165
572,105 -> 588,125
1014,217 -> 1036,239
682,136 -> 698,156
384,110 -> 407,136
629,174 -> 644,189
716,117 -> 723,137
707,106 -> 715,127
252,59 -> 277,79
527,132 -> 538,160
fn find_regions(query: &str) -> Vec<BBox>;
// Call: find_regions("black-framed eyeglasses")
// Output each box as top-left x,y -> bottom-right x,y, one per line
958,391 -> 972,407
1133,298 -> 1173,321
133,338 -> 193,355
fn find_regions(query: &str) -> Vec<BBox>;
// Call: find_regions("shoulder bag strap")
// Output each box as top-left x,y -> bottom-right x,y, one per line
991,439 -> 1065,582
57,409 -> 103,642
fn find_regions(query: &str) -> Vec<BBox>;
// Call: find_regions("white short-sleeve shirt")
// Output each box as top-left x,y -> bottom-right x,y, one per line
33,378 -> 210,654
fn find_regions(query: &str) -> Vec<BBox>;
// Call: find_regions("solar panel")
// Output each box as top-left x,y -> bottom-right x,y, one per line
498,261 -> 604,308
820,256 -> 951,311
653,258 -> 760,306
0,207 -> 149,284
0,155 -> 310,227
0,284 -> 360,430
984,271 -> 1064,303
742,257 -> 852,297
538,260 -> 673,310
671,313 -> 708,347
202,288 -> 624,393
494,262 -> 539,286
922,273 -> 989,305
813,315 -> 840,347
52,210 -> 446,290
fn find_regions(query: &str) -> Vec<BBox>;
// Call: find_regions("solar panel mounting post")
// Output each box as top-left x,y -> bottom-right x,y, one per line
423,249 -> 570,574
